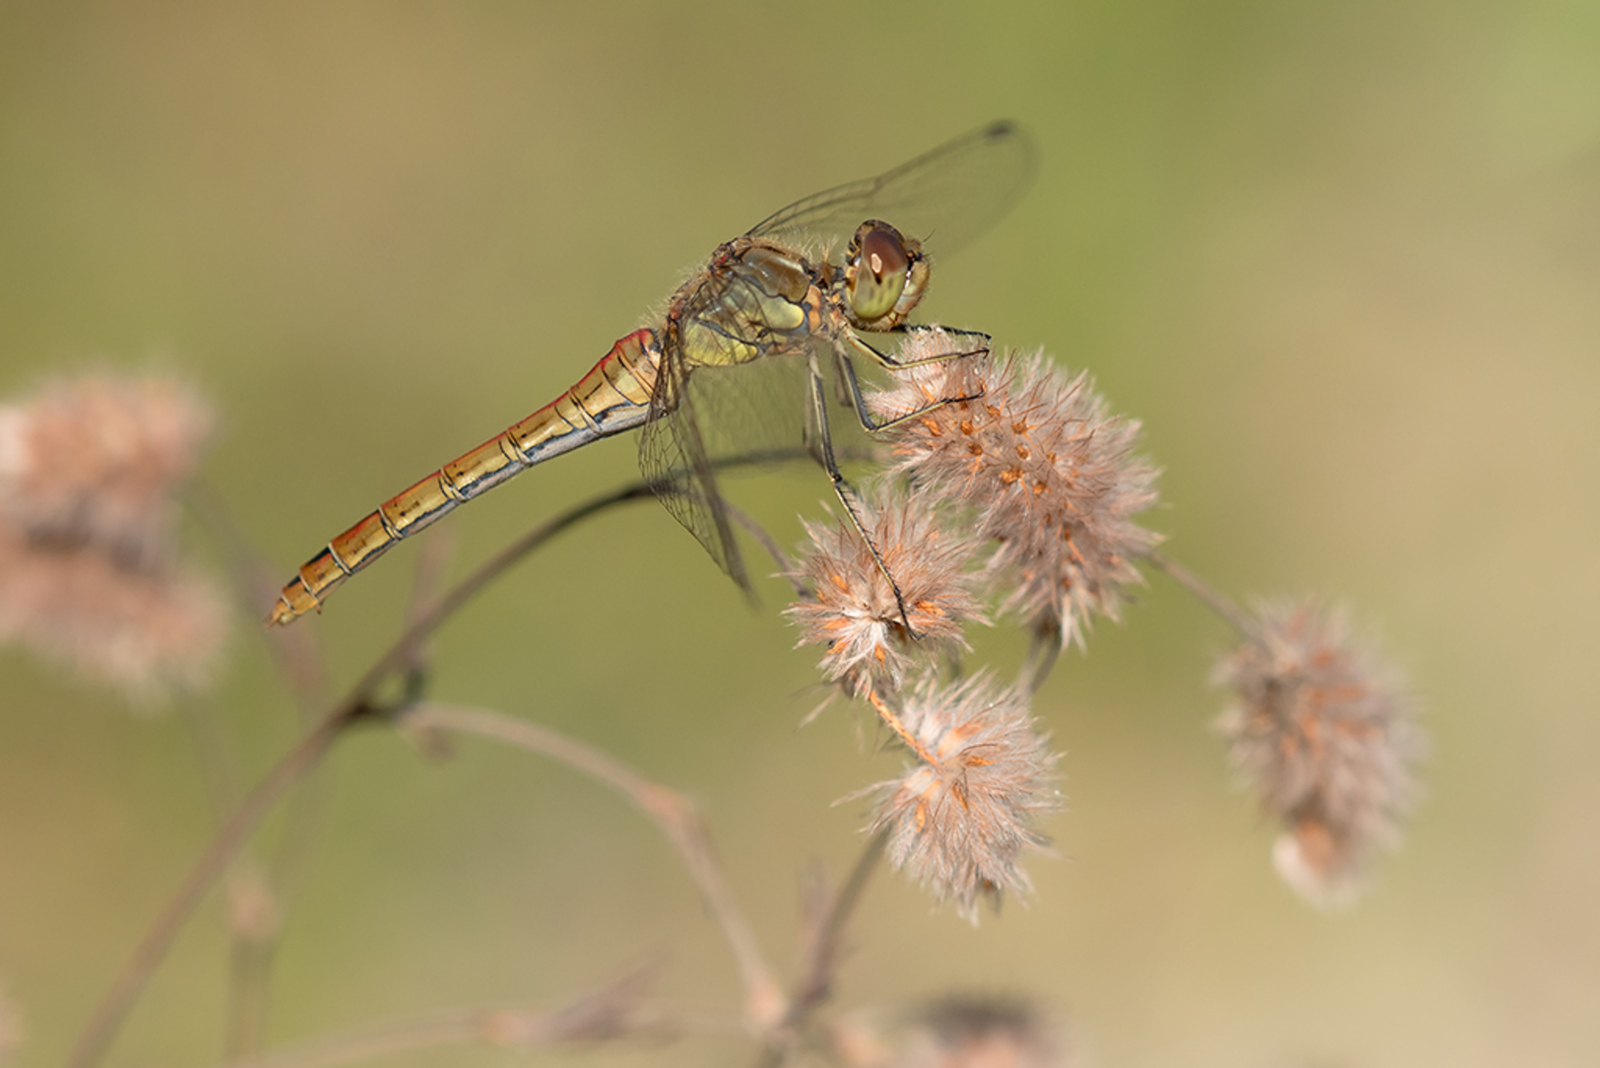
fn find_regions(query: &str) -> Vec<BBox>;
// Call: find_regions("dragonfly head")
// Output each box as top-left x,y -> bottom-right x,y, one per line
843,221 -> 929,330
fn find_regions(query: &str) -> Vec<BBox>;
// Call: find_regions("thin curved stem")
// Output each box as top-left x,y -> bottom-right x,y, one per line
176,694 -> 278,1059
721,500 -> 803,596
790,830 -> 886,1016
398,702 -> 786,1032
1143,549 -> 1257,640
756,831 -> 888,1068
68,478 -> 665,1068
207,962 -> 666,1068
863,689 -> 935,764
73,448 -> 830,1068
67,711 -> 348,1068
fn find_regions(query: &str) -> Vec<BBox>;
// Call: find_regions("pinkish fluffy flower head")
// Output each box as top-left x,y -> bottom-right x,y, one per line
867,671 -> 1060,922
786,496 -> 985,696
0,371 -> 227,703
0,526 -> 229,703
869,335 -> 1159,649
0,372 -> 212,566
1215,599 -> 1423,905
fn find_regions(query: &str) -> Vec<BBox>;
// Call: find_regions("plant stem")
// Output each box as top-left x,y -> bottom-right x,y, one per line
1143,549 -> 1257,640
399,701 -> 786,1032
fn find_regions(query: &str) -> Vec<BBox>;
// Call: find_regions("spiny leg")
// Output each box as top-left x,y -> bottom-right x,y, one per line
805,350 -> 919,636
869,324 -> 992,369
835,325 -> 992,434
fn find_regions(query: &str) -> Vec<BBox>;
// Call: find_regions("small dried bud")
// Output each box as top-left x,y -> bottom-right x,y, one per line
226,863 -> 283,945
870,335 -> 1159,649
894,995 -> 1068,1068
1215,600 -> 1423,906
786,497 -> 985,696
0,372 -> 213,566
867,672 -> 1060,922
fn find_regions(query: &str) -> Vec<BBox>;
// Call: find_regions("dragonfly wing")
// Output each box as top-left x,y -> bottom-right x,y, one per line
748,120 -> 1036,257
638,347 -> 851,587
686,354 -> 816,463
638,348 -> 750,589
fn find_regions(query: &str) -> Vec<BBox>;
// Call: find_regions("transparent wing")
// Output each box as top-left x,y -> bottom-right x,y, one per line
686,354 -> 816,463
638,347 -> 748,589
638,346 -> 841,587
748,120 -> 1035,256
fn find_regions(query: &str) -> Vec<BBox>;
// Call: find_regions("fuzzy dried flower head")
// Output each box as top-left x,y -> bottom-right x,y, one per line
893,995 -> 1068,1068
0,372 -> 213,565
786,497 -> 985,696
867,671 -> 1060,922
870,333 -> 1159,649
1215,599 -> 1423,906
0,524 -> 229,703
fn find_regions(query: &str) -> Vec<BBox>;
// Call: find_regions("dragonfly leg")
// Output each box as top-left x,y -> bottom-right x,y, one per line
858,324 -> 992,369
806,351 -> 919,637
835,340 -> 985,434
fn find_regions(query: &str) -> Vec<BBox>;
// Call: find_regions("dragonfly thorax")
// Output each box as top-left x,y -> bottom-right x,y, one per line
669,240 -> 827,369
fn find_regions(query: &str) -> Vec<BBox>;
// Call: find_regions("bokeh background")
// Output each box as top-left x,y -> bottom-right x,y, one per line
3,2 -> 1598,1066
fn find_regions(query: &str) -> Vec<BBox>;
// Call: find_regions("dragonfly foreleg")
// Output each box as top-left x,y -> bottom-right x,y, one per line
836,338 -> 985,434
854,324 -> 991,369
805,350 -> 919,638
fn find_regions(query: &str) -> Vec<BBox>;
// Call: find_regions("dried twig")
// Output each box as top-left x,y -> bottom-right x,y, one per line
68,478 -> 665,1068
72,448 -> 832,1068
757,831 -> 888,1067
1143,549 -> 1257,640
398,701 -> 787,1031
208,961 -> 667,1068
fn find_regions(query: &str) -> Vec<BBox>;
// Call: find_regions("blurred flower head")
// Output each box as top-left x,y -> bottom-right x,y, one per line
0,371 -> 228,704
786,495 -> 985,696
0,372 -> 213,566
869,335 -> 1159,649
893,995 -> 1068,1068
1214,599 -> 1423,906
868,671 -> 1060,922
0,526 -> 229,701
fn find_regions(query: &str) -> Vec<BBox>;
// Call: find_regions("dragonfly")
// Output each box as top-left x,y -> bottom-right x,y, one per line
270,121 -> 1034,626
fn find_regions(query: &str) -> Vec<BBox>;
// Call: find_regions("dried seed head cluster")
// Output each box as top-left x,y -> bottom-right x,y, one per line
869,333 -> 1160,649
868,672 -> 1060,922
0,372 -> 228,702
0,373 -> 213,566
1215,600 -> 1423,906
785,497 -> 985,696
893,995 -> 1068,1068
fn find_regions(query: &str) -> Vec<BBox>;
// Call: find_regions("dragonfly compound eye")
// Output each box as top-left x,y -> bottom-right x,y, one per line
848,223 -> 911,324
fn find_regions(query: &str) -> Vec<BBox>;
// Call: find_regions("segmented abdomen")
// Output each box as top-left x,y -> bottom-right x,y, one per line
269,329 -> 661,625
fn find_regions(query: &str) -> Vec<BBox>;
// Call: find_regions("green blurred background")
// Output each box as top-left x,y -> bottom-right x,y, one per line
2,2 -> 1597,1065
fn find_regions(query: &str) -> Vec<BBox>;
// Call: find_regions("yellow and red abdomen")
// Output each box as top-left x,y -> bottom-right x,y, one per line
269,329 -> 662,626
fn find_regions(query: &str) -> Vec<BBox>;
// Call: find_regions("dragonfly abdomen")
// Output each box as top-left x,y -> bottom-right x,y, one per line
269,329 -> 662,625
